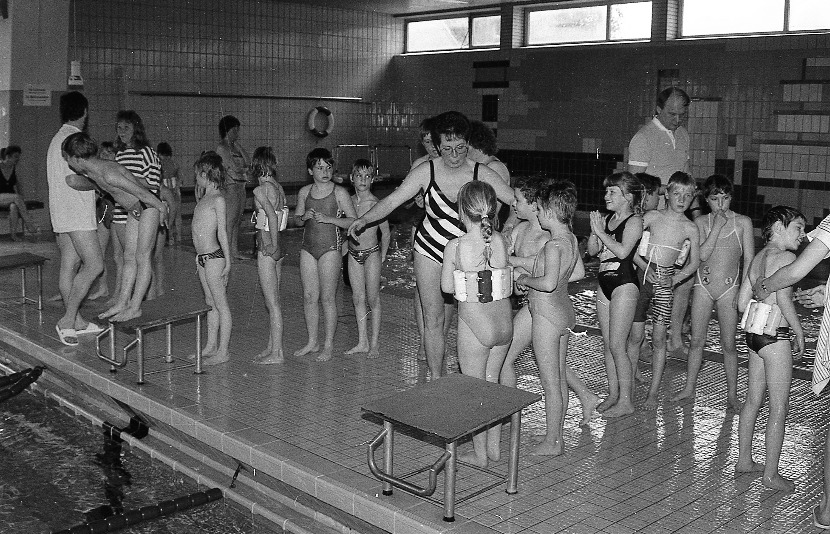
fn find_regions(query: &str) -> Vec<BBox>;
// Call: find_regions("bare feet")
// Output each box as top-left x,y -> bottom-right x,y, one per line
202,352 -> 230,366
99,303 -> 127,320
110,306 -> 142,322
190,347 -> 217,360
417,344 -> 426,361
487,444 -> 500,462
293,343 -> 319,357
367,346 -> 380,359
762,473 -> 795,493
727,397 -> 744,413
597,397 -> 617,413
602,402 -> 635,418
316,347 -> 334,362
580,394 -> 601,425
735,460 -> 765,474
643,395 -> 658,410
671,387 -> 695,403
530,439 -> 563,456
256,350 -> 285,364
345,343 -> 369,355
254,345 -> 272,361
87,290 -> 109,301
47,293 -> 63,303
458,450 -> 487,468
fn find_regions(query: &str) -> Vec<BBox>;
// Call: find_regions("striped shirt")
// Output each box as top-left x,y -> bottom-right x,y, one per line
113,146 -> 162,223
808,214 -> 830,395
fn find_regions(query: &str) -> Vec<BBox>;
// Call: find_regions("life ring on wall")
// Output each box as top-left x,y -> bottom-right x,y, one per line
307,106 -> 333,138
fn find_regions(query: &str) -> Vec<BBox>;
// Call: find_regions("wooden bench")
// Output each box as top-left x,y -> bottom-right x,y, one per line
362,373 -> 540,522
0,252 -> 48,310
95,294 -> 211,384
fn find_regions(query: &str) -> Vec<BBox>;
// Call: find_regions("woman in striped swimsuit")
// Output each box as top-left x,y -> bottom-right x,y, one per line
99,110 -> 165,322
348,111 -> 515,379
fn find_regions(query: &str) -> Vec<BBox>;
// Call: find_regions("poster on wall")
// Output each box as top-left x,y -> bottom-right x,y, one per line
23,85 -> 51,107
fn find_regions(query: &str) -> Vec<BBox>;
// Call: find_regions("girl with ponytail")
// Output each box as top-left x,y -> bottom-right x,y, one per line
441,180 -> 513,468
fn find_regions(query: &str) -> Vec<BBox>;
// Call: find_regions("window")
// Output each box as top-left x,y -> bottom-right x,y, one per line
526,1 -> 652,46
681,0 -> 830,36
406,14 -> 501,52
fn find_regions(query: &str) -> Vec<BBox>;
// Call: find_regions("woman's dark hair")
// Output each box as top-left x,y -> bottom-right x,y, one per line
62,132 -> 98,159
703,174 -> 733,198
60,91 -> 88,123
430,111 -> 470,150
156,142 -> 173,157
762,205 -> 805,244
467,120 -> 498,156
115,110 -> 150,151
218,115 -> 241,139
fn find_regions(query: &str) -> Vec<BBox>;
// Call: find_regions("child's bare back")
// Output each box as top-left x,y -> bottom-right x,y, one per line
192,190 -> 223,254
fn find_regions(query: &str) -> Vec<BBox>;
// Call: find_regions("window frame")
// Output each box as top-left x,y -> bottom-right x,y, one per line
523,0 -> 653,47
678,0 -> 830,38
404,11 -> 502,53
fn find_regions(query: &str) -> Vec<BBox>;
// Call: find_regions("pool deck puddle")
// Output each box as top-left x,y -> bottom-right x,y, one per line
0,238 -> 828,534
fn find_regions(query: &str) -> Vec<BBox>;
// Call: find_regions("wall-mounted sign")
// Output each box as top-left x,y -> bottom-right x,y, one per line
23,84 -> 51,107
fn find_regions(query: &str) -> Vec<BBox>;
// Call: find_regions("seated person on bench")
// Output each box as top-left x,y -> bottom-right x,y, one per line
0,145 -> 40,240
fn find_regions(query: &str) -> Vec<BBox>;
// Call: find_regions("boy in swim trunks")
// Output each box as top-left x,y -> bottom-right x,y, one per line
294,148 -> 357,362
672,175 -> 754,408
735,206 -> 805,493
635,171 -> 700,409
191,152 -> 232,365
345,159 -> 390,358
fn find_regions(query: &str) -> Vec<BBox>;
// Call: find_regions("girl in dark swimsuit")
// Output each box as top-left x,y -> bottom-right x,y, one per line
587,172 -> 643,417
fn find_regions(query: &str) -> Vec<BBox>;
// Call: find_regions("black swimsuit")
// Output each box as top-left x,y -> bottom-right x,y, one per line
597,214 -> 639,300
746,327 -> 790,354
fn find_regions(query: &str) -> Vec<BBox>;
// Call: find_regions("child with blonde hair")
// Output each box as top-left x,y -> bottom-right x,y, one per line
294,148 -> 357,362
190,152 -> 232,365
252,146 -> 288,364
441,180 -> 513,468
735,206 -> 805,493
346,159 -> 390,358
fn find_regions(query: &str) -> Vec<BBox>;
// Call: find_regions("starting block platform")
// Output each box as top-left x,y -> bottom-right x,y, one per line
362,373 -> 541,522
95,294 -> 212,384
0,252 -> 48,310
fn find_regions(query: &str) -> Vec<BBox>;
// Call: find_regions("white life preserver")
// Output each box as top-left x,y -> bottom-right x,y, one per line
307,106 -> 333,138
453,267 -> 513,303
740,300 -> 783,336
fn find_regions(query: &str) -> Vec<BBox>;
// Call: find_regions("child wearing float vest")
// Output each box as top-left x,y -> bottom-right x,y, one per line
735,206 -> 805,493
251,146 -> 288,365
441,180 -> 513,468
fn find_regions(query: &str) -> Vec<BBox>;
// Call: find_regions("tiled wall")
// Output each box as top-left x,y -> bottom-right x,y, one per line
391,34 -> 830,224
72,0 -> 403,186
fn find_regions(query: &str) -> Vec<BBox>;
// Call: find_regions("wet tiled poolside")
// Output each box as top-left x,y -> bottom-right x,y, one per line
0,230 -> 828,534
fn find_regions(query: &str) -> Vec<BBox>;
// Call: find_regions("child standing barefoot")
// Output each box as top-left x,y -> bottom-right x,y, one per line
345,159 -> 390,358
251,147 -> 288,365
515,179 -> 585,455
735,206 -> 805,493
636,172 -> 700,409
587,172 -> 643,417
441,181 -> 512,467
294,148 -> 357,362
499,176 -> 598,429
191,152 -> 232,366
673,175 -> 754,408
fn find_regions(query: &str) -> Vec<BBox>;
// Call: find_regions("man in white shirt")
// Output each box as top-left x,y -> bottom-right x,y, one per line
47,91 -> 104,346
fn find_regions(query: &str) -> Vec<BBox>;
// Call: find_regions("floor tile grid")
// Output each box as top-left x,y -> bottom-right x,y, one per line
2,240 -> 830,532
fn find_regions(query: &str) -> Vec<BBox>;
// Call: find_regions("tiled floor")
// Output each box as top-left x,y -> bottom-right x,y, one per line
0,231 -> 828,534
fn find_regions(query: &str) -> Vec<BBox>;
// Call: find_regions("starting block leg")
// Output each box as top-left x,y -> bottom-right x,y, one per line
136,329 -> 146,385
20,267 -> 26,306
163,323 -> 174,363
37,264 -> 43,310
443,440 -> 457,522
506,411 -> 521,494
382,421 -> 393,496
194,314 -> 204,375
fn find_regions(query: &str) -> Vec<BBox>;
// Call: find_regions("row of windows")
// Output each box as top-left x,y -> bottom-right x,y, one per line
405,0 -> 830,53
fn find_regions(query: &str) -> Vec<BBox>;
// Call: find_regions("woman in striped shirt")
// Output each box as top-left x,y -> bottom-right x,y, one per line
99,110 -> 165,322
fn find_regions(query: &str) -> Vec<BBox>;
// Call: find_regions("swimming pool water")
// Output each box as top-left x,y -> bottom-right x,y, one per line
0,391 -> 270,534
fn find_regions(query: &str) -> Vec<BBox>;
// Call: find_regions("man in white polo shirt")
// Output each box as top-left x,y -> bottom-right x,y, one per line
47,91 -> 104,346
628,87 -> 693,356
